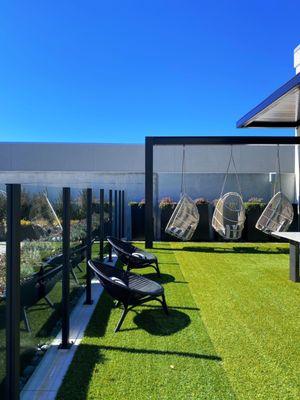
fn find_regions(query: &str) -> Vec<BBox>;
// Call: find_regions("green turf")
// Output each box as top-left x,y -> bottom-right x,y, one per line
170,242 -> 300,400
56,242 -> 300,400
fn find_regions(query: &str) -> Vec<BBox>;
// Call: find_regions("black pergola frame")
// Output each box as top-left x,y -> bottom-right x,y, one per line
145,135 -> 300,248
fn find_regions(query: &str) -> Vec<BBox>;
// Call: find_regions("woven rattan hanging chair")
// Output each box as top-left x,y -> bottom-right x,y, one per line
256,146 -> 294,234
212,147 -> 246,240
165,146 -> 200,241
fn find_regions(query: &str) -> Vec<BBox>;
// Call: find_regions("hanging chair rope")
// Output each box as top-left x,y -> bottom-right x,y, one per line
165,144 -> 199,241
255,144 -> 293,234
220,146 -> 242,196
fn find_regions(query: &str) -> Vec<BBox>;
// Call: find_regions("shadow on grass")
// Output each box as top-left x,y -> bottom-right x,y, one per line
98,344 -> 222,361
134,309 -> 190,336
85,291 -> 115,338
57,339 -> 222,400
154,246 -> 289,255
57,292 -> 114,400
140,304 -> 200,312
56,344 -> 106,400
142,273 -> 187,285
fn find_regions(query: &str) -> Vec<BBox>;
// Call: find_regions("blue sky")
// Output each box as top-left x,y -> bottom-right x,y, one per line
0,1 -> 299,143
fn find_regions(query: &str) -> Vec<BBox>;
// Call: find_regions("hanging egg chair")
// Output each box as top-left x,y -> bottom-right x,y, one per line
165,146 -> 200,241
256,145 -> 294,234
165,193 -> 200,240
212,146 -> 246,240
256,192 -> 293,234
212,192 -> 245,240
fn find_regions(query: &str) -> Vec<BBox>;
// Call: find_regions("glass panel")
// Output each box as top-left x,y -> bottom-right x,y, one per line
19,185 -> 63,390
0,185 -> 6,396
69,189 -> 87,310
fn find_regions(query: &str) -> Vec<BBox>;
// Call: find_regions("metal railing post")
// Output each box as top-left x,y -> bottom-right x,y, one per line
61,187 -> 71,348
99,189 -> 104,261
122,190 -> 125,238
6,184 -> 21,400
118,190 -> 122,238
108,189 -> 113,261
85,188 -> 93,305
114,190 -> 118,237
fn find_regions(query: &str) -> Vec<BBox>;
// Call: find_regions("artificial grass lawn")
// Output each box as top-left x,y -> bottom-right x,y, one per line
57,242 -> 300,400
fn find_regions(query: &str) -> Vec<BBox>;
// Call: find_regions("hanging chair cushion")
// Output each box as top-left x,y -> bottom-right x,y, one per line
255,192 -> 294,234
165,194 -> 200,241
212,192 -> 246,240
110,277 -> 127,287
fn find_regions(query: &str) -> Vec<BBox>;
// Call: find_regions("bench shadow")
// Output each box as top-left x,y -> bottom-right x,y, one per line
133,308 -> 191,336
142,272 -> 175,284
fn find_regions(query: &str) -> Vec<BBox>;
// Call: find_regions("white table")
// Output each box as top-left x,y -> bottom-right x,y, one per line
272,232 -> 300,282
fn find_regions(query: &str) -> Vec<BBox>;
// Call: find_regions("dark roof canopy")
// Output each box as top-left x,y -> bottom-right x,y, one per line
237,73 -> 300,128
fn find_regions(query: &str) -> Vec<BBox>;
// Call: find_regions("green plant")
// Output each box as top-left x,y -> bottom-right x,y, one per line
70,220 -> 86,242
194,197 -> 209,205
21,241 -> 57,277
128,201 -> 139,206
159,197 -> 176,209
244,197 -> 266,211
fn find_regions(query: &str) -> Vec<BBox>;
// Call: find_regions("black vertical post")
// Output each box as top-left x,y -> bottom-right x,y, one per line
6,184 -> 20,400
85,188 -> 93,304
145,137 -> 154,248
289,242 -> 300,282
118,190 -> 122,239
61,187 -> 71,349
108,189 -> 113,261
122,190 -> 125,238
114,190 -> 118,237
99,189 -> 104,261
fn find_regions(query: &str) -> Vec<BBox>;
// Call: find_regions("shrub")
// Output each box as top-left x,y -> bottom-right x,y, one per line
159,197 -> 176,209
129,201 -> 138,206
138,199 -> 145,207
194,197 -> 209,205
21,219 -> 32,226
244,197 -> 266,211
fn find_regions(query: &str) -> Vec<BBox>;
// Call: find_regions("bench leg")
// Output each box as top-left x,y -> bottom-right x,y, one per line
45,295 -> 54,308
115,305 -> 128,332
161,294 -> 169,315
22,307 -> 31,333
153,260 -> 161,277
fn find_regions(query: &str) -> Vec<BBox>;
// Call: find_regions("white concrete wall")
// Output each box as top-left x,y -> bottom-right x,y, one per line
0,142 -> 295,173
0,142 -> 296,239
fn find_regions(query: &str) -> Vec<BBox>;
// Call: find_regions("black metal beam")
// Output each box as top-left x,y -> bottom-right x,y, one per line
85,188 -> 93,305
245,121 -> 299,128
121,190 -> 125,238
118,190 -> 122,239
145,137 -> 154,248
108,189 -> 113,261
99,189 -> 104,261
61,187 -> 71,349
149,135 -> 300,146
6,184 -> 21,400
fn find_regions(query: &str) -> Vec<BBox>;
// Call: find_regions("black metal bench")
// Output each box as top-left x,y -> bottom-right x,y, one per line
88,260 -> 168,332
107,236 -> 160,276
